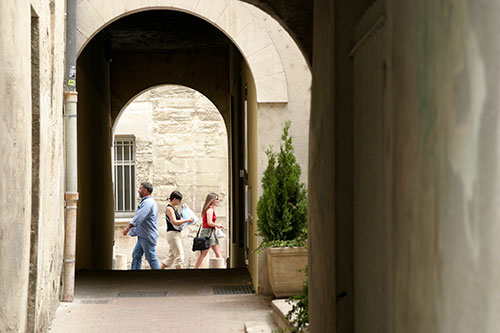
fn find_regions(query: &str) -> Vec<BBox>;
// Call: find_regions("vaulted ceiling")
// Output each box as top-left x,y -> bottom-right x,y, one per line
102,1 -> 313,65
103,10 -> 230,52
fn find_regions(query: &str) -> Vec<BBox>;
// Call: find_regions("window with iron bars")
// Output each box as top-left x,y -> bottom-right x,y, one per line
113,136 -> 136,216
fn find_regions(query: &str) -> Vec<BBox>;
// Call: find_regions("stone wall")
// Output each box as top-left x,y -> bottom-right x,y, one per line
113,85 -> 229,269
0,1 -> 66,331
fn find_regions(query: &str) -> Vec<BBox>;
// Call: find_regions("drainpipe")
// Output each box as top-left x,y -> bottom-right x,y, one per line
62,0 -> 78,302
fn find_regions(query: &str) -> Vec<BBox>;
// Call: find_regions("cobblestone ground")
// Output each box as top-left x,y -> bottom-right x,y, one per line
49,269 -> 275,332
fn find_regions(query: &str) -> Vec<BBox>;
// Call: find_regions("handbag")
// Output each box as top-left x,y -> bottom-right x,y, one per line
192,226 -> 213,251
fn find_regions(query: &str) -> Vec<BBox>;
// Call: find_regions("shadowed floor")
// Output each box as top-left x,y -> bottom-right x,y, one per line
49,269 -> 275,332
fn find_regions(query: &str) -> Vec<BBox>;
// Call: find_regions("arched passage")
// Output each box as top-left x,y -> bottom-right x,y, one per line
76,9 -> 240,270
76,2 -> 311,294
103,11 -> 232,128
112,84 -> 229,269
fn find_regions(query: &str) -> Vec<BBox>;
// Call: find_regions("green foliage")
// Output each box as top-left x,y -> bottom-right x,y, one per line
254,238 -> 307,254
286,271 -> 309,332
256,121 -> 307,248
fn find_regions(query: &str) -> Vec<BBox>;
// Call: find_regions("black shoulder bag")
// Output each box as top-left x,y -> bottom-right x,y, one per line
192,226 -> 213,251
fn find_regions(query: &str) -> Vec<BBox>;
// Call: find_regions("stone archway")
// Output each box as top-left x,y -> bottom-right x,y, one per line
75,0 -> 311,295
77,0 -> 288,104
112,84 -> 229,270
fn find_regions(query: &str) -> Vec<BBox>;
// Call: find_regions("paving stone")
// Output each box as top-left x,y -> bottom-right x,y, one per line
49,269 -> 274,333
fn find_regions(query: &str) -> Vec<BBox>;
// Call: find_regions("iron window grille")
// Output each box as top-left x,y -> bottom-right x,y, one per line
113,136 -> 136,216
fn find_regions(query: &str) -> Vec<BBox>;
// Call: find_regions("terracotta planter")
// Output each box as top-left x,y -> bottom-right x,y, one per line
266,247 -> 308,298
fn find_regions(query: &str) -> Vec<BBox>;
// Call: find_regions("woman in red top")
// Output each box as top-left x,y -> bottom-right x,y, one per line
194,193 -> 225,268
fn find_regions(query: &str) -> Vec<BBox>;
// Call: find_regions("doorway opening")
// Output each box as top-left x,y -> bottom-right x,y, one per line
111,85 -> 229,270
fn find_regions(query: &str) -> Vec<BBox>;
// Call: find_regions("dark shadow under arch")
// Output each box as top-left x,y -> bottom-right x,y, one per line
101,10 -> 237,127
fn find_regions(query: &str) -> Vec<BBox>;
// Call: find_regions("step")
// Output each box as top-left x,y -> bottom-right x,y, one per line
272,299 -> 294,331
271,299 -> 309,332
244,320 -> 278,333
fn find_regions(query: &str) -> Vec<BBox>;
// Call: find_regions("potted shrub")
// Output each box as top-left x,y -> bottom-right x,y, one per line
256,121 -> 308,298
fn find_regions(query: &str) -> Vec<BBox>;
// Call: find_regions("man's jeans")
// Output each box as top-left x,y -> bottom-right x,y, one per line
131,236 -> 160,270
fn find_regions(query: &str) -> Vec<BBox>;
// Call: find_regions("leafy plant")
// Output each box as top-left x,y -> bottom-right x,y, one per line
256,121 -> 307,252
286,268 -> 309,332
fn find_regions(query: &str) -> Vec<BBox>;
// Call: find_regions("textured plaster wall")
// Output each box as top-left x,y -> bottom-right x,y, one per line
334,1 -> 375,331
113,86 -> 229,269
308,1 -> 336,331
0,2 -> 33,330
310,0 -> 500,332
352,7 -> 388,332
243,2 -> 311,182
0,0 -> 65,332
389,1 -> 500,331
29,1 -> 66,330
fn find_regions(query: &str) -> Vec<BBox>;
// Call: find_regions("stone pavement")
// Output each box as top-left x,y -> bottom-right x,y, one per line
48,269 -> 276,333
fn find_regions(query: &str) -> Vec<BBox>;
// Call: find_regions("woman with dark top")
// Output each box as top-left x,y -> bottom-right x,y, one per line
194,192 -> 225,269
161,191 -> 193,269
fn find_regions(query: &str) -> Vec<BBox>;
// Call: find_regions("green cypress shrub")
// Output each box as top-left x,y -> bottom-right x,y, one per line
256,121 -> 307,249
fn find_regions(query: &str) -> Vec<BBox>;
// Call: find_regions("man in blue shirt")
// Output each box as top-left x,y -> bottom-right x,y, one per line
122,182 -> 160,270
